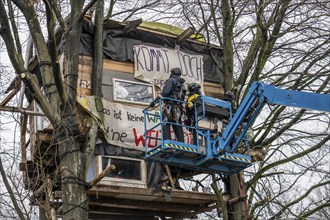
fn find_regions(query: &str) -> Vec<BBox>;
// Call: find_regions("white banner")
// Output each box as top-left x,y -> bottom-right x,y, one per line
77,96 -> 193,151
133,45 -> 204,90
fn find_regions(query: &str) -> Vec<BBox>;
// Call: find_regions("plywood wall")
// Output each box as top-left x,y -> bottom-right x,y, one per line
77,56 -> 224,99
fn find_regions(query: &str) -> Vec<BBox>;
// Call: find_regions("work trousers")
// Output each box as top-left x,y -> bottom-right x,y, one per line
163,122 -> 184,142
162,104 -> 184,142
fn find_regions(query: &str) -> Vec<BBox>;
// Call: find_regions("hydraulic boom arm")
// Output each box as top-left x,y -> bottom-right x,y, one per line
221,81 -> 330,153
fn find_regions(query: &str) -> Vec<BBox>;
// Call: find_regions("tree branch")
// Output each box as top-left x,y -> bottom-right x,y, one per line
247,133 -> 330,188
48,0 -> 68,32
221,0 -> 234,91
0,1 -> 60,125
247,0 -> 291,92
269,180 -> 330,220
298,202 -> 330,219
43,0 -> 67,109
105,0 -> 116,19
77,0 -> 98,23
0,157 -> 25,220
7,0 -> 22,55
260,109 -> 306,147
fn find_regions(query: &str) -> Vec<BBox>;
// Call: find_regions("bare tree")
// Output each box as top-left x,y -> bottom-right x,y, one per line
0,152 -> 33,219
0,38 -> 34,219
159,0 -> 330,219
0,0 -> 163,219
1,0 -> 329,219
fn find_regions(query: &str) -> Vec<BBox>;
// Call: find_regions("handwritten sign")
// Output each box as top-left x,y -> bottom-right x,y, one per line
133,45 -> 204,91
77,96 -> 193,151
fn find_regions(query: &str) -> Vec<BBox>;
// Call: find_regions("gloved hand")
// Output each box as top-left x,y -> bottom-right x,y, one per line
150,100 -> 156,108
150,96 -> 161,108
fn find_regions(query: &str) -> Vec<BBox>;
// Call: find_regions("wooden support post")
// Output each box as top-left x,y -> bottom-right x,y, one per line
20,113 -> 29,185
237,174 -> 249,219
21,114 -> 28,163
164,165 -> 175,188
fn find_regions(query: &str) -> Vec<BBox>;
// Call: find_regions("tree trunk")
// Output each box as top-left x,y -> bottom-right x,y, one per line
92,0 -> 104,97
59,1 -> 87,218
228,174 -> 247,220
221,0 -> 234,92
57,116 -> 88,220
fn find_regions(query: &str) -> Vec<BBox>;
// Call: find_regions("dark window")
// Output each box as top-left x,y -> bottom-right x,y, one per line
102,157 -> 142,181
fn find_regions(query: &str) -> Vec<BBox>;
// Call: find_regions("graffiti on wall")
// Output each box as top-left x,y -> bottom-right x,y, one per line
77,96 -> 192,151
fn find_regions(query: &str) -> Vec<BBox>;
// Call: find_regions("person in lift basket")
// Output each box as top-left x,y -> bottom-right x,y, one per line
150,67 -> 186,142
148,68 -> 186,191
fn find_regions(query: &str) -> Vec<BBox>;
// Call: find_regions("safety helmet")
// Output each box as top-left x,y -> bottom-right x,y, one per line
188,83 -> 201,91
188,83 -> 201,95
225,91 -> 235,99
170,68 -> 182,76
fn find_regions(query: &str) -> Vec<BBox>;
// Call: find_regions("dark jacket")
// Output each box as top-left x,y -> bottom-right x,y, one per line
161,75 -> 186,101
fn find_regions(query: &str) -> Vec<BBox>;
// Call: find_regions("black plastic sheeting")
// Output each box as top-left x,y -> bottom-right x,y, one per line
79,27 -> 224,83
95,143 -> 145,159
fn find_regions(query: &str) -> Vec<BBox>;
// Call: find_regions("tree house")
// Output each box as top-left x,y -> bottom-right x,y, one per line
12,19 -> 261,219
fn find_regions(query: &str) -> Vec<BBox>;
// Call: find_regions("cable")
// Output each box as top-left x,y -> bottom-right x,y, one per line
61,199 -> 89,216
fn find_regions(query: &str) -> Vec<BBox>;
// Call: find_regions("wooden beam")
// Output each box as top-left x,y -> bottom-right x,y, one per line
21,114 -> 28,163
88,165 -> 116,188
0,90 -> 18,106
48,191 -> 219,219
89,195 -> 202,213
0,105 -> 45,116
54,191 -> 216,219
164,164 -> 175,188
88,213 -> 156,220
89,205 -> 183,218
176,27 -> 195,45
124,19 -> 142,33
89,185 -> 218,203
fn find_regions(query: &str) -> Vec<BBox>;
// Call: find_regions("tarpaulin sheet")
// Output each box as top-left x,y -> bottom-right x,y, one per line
79,26 -> 223,83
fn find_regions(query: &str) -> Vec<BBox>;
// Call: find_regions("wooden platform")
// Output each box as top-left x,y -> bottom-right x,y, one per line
20,128 -> 221,219
88,184 -> 219,219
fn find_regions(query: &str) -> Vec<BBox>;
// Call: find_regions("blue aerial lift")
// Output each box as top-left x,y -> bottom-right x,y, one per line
143,81 -> 330,175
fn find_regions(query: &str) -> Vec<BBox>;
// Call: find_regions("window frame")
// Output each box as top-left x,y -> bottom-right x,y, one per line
97,155 -> 147,188
112,78 -> 155,105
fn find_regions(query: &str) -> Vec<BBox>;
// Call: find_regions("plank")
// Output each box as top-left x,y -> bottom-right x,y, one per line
103,60 -> 134,73
79,55 -> 134,73
89,185 -> 218,204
